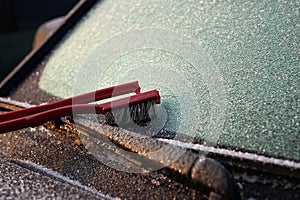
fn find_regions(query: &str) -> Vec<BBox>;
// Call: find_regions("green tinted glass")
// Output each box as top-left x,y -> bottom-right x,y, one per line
39,0 -> 299,161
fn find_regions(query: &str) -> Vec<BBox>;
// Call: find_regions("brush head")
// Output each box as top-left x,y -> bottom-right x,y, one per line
105,99 -> 157,127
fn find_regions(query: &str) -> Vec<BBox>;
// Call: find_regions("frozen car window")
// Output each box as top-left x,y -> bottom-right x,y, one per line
39,0 -> 299,161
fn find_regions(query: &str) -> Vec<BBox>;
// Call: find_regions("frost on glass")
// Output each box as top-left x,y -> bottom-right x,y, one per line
39,0 -> 300,161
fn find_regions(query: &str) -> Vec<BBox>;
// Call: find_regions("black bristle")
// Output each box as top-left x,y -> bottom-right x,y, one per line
105,100 -> 156,127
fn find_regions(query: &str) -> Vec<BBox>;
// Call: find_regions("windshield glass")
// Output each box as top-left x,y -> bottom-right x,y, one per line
39,0 -> 299,161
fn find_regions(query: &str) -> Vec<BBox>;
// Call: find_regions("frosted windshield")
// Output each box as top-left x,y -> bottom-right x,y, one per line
39,0 -> 299,161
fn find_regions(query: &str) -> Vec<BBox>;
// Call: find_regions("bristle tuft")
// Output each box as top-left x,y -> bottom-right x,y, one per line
105,100 -> 156,127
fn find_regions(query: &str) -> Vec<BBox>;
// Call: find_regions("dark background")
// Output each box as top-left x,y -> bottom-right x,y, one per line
0,0 -> 79,81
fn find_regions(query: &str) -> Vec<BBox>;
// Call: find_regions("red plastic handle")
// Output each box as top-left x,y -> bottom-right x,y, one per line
101,90 -> 160,112
0,89 -> 160,134
0,81 -> 140,122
